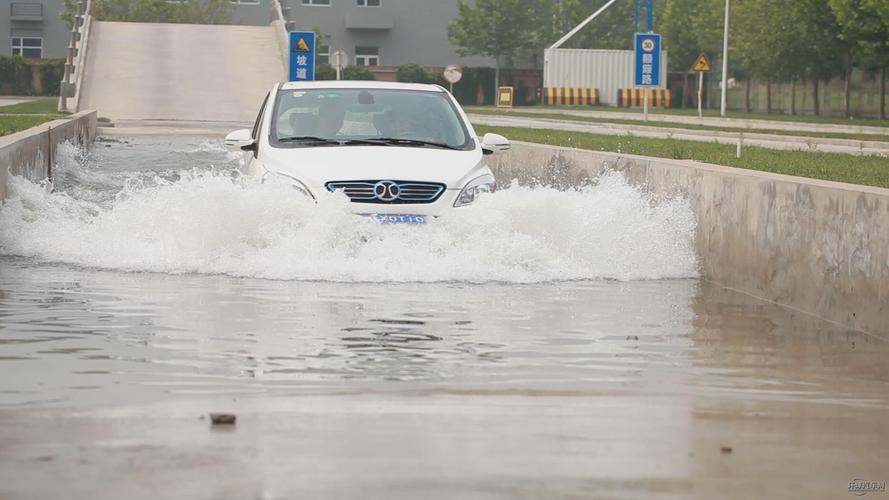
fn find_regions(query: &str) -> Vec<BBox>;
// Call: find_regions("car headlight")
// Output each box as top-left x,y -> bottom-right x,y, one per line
454,174 -> 496,207
262,170 -> 316,201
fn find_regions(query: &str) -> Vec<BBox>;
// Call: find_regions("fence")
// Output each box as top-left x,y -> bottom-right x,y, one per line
667,70 -> 888,119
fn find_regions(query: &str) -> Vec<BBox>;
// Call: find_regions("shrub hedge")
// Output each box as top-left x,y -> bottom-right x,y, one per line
0,56 -> 65,96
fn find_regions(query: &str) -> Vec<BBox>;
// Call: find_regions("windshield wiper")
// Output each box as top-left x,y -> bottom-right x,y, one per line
360,137 -> 462,150
341,138 -> 389,146
278,136 -> 342,145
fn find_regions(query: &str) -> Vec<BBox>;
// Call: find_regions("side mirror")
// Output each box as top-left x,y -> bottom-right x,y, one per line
480,133 -> 510,155
224,129 -> 256,152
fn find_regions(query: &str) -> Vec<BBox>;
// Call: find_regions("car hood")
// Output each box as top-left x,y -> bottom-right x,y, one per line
259,145 -> 486,189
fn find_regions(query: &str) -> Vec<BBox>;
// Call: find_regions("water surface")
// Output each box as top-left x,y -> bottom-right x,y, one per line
0,136 -> 886,500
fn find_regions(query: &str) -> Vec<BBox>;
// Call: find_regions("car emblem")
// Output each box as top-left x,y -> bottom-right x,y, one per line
373,180 -> 400,201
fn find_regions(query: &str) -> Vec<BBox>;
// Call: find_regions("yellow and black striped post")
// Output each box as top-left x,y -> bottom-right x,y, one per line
618,89 -> 671,108
544,88 -> 600,106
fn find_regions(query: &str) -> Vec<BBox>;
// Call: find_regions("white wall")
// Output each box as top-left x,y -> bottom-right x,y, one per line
544,49 -> 667,105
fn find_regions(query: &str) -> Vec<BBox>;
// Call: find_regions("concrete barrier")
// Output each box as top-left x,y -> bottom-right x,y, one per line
490,141 -> 889,338
0,110 -> 97,201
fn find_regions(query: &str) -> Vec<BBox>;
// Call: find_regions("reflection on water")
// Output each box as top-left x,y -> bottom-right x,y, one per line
0,257 -> 887,410
0,257 -> 696,405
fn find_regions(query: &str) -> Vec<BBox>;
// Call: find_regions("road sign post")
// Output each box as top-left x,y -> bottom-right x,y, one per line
332,49 -> 347,81
698,72 -> 704,120
691,53 -> 712,121
443,64 -> 463,95
289,31 -> 316,81
634,33 -> 662,122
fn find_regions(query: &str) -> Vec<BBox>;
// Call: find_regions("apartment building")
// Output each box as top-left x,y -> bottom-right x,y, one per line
287,0 -> 493,68
2,0 -> 490,71
1,1 -> 71,59
0,0 -> 273,59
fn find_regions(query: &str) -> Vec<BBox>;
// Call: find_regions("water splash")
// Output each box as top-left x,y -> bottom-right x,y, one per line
0,143 -> 698,283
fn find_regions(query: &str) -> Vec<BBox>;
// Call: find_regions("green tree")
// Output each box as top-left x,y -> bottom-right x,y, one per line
447,0 -> 534,89
733,0 -> 795,112
829,0 -> 888,117
658,0 -> 726,108
61,0 -> 79,29
87,0 -> 233,24
529,0 -> 637,50
835,0 -> 889,118
797,0 -> 845,115
659,0 -> 705,71
93,0 -> 174,22
733,0 -> 843,115
176,0 -> 233,24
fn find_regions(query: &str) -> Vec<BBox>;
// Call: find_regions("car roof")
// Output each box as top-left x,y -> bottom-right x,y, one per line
278,80 -> 445,92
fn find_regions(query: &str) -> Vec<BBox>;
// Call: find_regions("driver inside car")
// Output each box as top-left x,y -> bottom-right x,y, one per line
316,98 -> 346,137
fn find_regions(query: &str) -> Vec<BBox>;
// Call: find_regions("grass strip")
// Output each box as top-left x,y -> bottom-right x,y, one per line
0,98 -> 63,115
0,115 -> 57,137
469,108 -> 889,143
476,125 -> 889,189
472,104 -> 889,128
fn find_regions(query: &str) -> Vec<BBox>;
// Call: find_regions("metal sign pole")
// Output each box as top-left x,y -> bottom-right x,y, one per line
335,51 -> 341,81
644,91 -> 649,122
698,71 -> 704,120
720,0 -> 730,117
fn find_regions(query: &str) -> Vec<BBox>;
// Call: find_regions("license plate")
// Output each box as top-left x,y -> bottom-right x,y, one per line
370,214 -> 427,224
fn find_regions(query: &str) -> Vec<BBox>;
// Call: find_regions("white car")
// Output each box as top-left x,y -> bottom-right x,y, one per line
224,81 -> 510,224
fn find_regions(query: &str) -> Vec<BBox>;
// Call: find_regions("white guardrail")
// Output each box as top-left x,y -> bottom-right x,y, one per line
58,0 -> 93,113
270,0 -> 291,79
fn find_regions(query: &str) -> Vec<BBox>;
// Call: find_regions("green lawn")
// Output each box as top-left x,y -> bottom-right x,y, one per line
0,115 -> 57,136
0,98 -> 65,136
469,108 -> 889,143
478,125 -> 889,189
468,104 -> 889,128
0,98 -> 62,115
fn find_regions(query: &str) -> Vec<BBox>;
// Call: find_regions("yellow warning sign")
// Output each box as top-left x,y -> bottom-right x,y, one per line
295,37 -> 311,52
691,53 -> 712,72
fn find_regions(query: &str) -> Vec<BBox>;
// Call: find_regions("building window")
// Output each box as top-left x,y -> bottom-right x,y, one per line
231,0 -> 260,4
11,37 -> 42,58
317,45 -> 330,65
355,46 -> 379,66
301,0 -> 330,5
357,0 -> 380,6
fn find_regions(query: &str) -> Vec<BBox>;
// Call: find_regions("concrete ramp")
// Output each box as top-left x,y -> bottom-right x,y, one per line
79,21 -> 285,123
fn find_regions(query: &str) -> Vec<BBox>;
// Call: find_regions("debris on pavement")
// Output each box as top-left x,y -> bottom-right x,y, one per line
209,413 -> 237,425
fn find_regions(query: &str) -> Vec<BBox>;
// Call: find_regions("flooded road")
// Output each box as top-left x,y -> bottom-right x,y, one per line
0,137 -> 887,499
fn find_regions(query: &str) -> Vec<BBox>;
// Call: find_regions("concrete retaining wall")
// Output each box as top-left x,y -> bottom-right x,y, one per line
491,142 -> 889,338
0,110 -> 97,201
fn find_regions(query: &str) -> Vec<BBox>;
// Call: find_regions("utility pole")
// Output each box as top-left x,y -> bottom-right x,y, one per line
720,0 -> 730,117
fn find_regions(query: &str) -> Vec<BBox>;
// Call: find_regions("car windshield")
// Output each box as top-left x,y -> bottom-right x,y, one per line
270,88 -> 472,150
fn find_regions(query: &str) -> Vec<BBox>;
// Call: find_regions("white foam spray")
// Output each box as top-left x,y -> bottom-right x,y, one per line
0,145 -> 698,283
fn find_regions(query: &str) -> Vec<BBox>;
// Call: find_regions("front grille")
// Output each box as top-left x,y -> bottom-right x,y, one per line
325,180 -> 446,204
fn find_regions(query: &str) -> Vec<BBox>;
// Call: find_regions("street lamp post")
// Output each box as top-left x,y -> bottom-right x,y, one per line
720,0 -> 730,117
